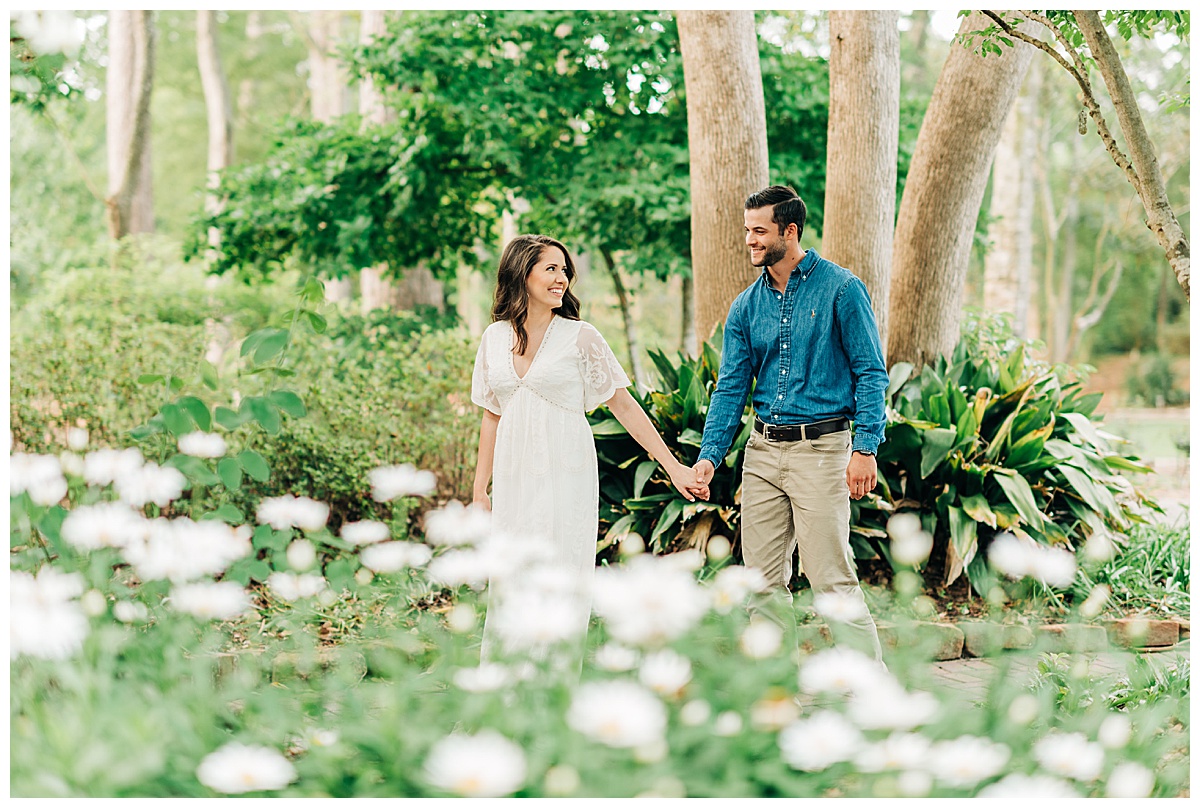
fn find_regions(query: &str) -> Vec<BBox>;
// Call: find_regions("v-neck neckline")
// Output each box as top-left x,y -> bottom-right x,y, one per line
511,315 -> 556,381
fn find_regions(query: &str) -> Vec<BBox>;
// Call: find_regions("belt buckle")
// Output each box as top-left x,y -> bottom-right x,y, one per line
763,422 -> 775,442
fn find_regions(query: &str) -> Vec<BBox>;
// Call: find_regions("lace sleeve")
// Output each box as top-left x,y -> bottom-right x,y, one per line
471,329 -> 502,415
577,323 -> 632,410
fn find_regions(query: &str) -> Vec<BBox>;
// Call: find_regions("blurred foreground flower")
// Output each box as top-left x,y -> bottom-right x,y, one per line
799,647 -> 889,696
778,710 -> 864,771
453,663 -> 513,693
567,680 -> 667,748
115,462 -> 187,508
196,742 -> 298,794
853,731 -> 931,772
340,520 -> 390,546
424,500 -> 492,546
267,572 -> 328,601
360,541 -> 433,573
61,502 -> 148,551
847,681 -> 939,731
887,512 -> 934,565
369,464 -> 436,502
710,565 -> 769,614
12,10 -> 84,56
987,532 -> 1077,588
10,453 -> 67,506
1106,762 -> 1155,798
178,432 -> 227,459
10,568 -> 88,660
1032,732 -> 1104,781
424,730 -> 527,797
976,772 -> 1080,797
813,590 -> 870,623
638,649 -> 692,697
122,518 -> 251,583
256,495 -> 329,532
170,581 -> 253,621
83,447 -> 144,487
591,555 -> 709,646
927,736 -> 1011,788
739,617 -> 783,659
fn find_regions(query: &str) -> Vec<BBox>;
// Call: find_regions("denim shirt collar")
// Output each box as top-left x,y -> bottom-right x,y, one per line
758,247 -> 822,290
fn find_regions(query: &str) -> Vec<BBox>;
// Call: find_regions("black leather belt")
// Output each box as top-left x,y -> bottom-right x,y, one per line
753,416 -> 849,442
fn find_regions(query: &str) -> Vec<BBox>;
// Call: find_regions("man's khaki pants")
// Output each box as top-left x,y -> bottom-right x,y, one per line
741,427 -> 883,662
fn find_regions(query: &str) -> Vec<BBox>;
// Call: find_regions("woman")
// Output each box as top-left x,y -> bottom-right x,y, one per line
471,234 -> 703,665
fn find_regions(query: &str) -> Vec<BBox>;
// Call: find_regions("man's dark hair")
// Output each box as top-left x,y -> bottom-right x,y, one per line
745,185 -> 807,241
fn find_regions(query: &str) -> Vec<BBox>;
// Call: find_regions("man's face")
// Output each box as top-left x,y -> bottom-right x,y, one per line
744,206 -> 790,268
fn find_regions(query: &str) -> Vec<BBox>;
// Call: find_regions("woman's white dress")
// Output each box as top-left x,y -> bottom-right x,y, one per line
471,316 -> 630,662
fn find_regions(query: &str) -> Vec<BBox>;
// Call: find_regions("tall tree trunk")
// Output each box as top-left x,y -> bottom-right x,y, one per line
600,248 -> 648,392
676,10 -> 770,344
983,57 -> 1041,338
235,12 -> 263,134
299,10 -> 353,303
823,11 -> 899,348
196,10 -> 233,236
105,9 -> 155,241
1073,11 -> 1189,300
1052,149 -> 1081,364
357,9 -> 398,314
196,10 -> 235,366
887,12 -> 1037,368
680,273 -> 698,357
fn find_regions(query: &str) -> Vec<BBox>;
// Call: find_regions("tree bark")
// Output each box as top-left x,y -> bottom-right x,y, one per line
600,248 -> 648,393
823,11 -> 900,348
235,12 -> 263,136
983,57 -> 1040,338
680,273 -> 698,357
105,9 -> 155,240
357,10 -> 399,313
887,11 -> 1036,368
1073,11 -> 1189,300
196,11 -> 233,232
676,10 -> 770,344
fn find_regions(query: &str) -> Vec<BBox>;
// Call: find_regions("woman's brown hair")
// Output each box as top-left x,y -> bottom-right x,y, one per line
491,234 -> 582,355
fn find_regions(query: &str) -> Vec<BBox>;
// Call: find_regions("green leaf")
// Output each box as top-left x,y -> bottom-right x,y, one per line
240,328 -> 271,358
591,419 -> 629,436
885,362 -> 914,400
304,310 -> 328,334
246,396 -> 282,434
217,457 -> 243,490
253,329 -> 290,364
992,469 -> 1044,529
946,506 -> 978,586
238,449 -> 271,482
633,460 -> 658,499
252,524 -> 279,550
1056,462 -> 1118,521
128,423 -> 161,441
959,493 -> 998,528
165,454 -> 219,487
178,395 -> 212,432
246,559 -> 273,583
649,498 -> 684,547
160,403 -> 195,436
199,359 -> 220,391
678,428 -> 703,448
168,375 -> 185,393
137,373 -> 164,385
919,427 -> 958,478
202,503 -> 244,524
214,405 -> 246,431
325,557 -> 356,590
268,389 -> 307,417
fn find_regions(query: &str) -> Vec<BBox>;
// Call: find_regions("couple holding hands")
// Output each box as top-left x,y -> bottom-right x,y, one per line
471,184 -> 886,664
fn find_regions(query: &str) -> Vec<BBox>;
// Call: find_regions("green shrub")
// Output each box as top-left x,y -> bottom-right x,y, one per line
1072,520 -> 1189,618
1124,352 -> 1189,408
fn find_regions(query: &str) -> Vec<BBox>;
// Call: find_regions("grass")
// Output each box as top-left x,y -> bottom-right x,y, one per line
1073,520 -> 1190,619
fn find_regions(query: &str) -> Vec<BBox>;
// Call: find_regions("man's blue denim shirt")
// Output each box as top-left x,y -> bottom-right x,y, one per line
698,248 -> 889,467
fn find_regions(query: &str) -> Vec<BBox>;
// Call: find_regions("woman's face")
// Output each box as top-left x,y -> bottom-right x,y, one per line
524,246 -> 570,313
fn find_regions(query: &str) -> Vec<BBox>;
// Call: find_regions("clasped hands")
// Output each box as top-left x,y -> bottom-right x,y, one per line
666,459 -> 714,502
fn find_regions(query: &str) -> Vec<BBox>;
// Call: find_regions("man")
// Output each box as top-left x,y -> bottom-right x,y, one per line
694,185 -> 886,662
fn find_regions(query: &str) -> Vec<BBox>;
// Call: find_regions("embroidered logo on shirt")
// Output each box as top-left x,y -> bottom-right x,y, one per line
811,309 -> 816,318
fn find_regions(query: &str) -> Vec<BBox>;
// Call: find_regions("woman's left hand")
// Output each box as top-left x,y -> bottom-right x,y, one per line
667,462 -> 707,502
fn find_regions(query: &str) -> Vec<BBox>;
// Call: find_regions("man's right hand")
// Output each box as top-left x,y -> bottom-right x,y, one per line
692,459 -> 715,499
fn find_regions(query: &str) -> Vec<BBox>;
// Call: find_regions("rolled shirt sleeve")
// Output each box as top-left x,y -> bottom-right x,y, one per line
698,297 -> 753,468
834,276 -> 888,455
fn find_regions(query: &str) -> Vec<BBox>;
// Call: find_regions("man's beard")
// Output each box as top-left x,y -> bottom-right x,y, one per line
753,238 -> 789,268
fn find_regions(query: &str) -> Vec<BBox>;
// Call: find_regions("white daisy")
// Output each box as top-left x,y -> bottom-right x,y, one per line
593,642 -> 639,672
638,648 -> 693,697
813,590 -> 870,623
739,617 -> 783,659
799,647 -> 891,695
369,463 -> 436,502
67,427 -> 89,451
256,495 -> 329,532
778,710 -> 864,771
1032,731 -> 1105,781
591,555 -> 710,647
1097,713 -> 1131,749
115,462 -> 187,508
10,453 -> 68,506
285,539 -> 317,572
1105,762 -> 1154,798
340,520 -> 391,546
196,742 -> 298,794
713,711 -> 743,736
927,735 -> 1011,788
452,663 -> 513,693
847,681 -> 939,731
267,572 -> 328,601
121,518 -> 250,583
977,772 -> 1080,797
82,447 -> 144,487
853,731 -> 932,772
360,541 -> 433,573
679,699 -> 712,727
423,500 -> 493,546
61,502 -> 148,551
10,568 -> 88,660
170,581 -> 253,621
709,565 -> 769,614
178,431 -> 227,459
424,730 -> 526,797
567,680 -> 667,749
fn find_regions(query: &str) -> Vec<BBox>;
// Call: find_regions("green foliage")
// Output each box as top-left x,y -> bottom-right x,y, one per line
1073,520 -> 1189,618
1105,656 -> 1191,711
865,311 -> 1160,593
1123,353 -> 1189,407
590,327 -> 750,554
